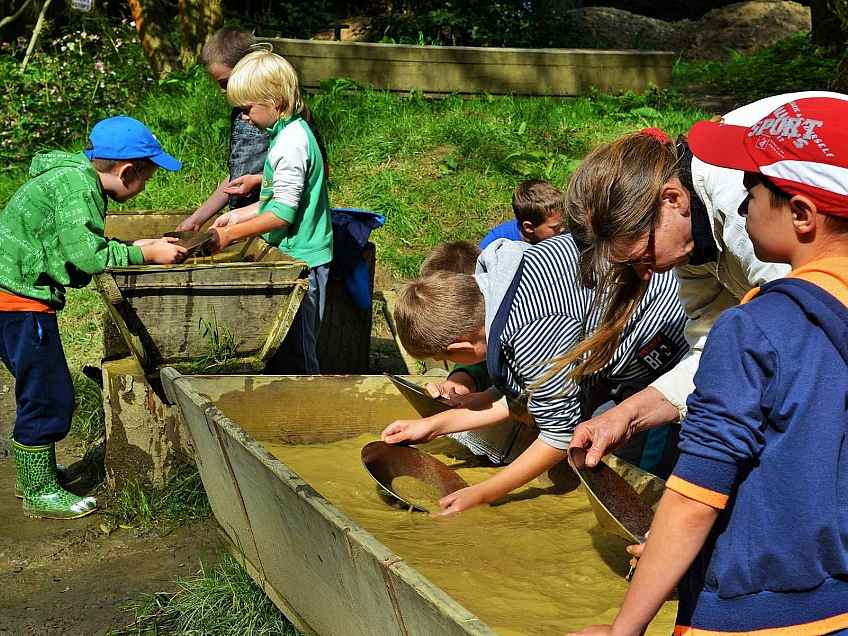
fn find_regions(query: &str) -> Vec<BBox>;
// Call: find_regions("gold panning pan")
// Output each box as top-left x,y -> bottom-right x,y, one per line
164,230 -> 216,258
361,441 -> 468,512
568,447 -> 655,543
385,372 -> 452,419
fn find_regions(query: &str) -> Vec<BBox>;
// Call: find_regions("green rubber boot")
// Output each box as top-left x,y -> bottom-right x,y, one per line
12,440 -> 97,519
15,462 -> 68,498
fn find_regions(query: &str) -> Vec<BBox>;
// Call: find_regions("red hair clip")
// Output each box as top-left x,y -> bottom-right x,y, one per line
638,127 -> 670,145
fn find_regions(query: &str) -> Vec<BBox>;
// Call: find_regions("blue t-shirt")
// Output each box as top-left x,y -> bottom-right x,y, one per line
479,219 -> 522,248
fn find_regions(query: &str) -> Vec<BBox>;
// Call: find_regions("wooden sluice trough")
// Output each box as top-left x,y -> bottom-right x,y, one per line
161,370 -> 673,636
96,209 -> 308,376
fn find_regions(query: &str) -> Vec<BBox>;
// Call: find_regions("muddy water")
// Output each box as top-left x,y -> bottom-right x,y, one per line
263,434 -> 677,636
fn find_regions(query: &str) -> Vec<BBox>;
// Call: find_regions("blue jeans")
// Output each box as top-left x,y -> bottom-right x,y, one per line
265,264 -> 329,375
0,311 -> 74,446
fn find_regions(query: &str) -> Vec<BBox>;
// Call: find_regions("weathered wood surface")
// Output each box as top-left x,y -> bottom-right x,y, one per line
98,211 -> 308,373
102,356 -> 193,490
263,38 -> 675,95
162,371 -> 497,636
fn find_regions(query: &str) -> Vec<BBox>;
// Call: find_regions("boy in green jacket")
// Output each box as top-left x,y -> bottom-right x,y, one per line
0,115 -> 186,520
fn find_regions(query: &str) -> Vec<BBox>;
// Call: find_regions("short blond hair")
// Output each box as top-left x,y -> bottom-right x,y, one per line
395,272 -> 484,359
226,47 -> 304,120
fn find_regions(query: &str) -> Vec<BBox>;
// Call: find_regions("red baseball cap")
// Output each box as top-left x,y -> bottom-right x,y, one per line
688,96 -> 848,216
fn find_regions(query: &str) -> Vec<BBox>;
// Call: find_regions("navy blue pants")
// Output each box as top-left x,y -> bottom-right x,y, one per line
0,311 -> 74,446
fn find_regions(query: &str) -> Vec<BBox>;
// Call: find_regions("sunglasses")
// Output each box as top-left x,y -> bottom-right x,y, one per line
615,225 -> 655,267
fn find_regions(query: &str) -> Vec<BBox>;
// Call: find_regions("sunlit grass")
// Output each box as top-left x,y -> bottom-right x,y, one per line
106,552 -> 301,636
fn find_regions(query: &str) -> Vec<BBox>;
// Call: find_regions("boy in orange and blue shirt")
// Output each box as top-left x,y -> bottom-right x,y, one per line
568,96 -> 848,635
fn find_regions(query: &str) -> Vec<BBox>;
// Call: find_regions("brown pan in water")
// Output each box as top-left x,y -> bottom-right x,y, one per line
361,441 -> 468,512
384,372 -> 452,419
568,446 -> 655,543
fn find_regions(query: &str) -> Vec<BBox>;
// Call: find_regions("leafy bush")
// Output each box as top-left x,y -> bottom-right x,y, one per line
368,0 -> 579,48
0,20 -> 150,160
673,34 -> 838,104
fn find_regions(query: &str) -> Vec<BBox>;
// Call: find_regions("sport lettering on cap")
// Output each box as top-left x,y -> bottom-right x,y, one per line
688,96 -> 848,216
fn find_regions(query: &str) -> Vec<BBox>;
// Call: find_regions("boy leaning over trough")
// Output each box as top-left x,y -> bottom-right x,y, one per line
0,115 -> 185,520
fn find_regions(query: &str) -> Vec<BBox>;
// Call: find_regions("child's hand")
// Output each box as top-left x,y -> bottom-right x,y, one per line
142,237 -> 187,264
212,211 -> 239,228
425,379 -> 472,401
626,530 -> 649,558
207,227 -> 231,254
380,419 -> 437,445
175,217 -> 201,232
132,238 -> 158,246
432,484 -> 492,517
223,174 -> 262,196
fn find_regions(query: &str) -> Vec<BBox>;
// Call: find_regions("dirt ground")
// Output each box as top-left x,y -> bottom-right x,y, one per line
0,365 -> 222,636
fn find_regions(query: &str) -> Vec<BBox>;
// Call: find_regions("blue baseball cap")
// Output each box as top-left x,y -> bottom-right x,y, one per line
84,115 -> 182,171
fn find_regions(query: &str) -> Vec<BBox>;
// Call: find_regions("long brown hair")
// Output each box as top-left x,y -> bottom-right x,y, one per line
556,131 -> 684,384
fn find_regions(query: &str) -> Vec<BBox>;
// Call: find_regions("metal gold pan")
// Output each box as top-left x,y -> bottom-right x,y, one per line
384,372 -> 452,419
568,446 -> 655,543
361,441 -> 469,513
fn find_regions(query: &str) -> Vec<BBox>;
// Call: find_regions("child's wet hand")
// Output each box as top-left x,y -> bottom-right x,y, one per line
223,174 -> 262,195
626,530 -> 649,558
424,381 -> 471,401
207,228 -> 230,253
212,212 -> 239,228
380,419 -> 433,445
175,218 -> 200,232
432,484 -> 487,517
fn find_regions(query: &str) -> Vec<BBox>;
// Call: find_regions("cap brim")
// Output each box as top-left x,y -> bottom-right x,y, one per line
688,119 -> 760,173
150,151 -> 182,172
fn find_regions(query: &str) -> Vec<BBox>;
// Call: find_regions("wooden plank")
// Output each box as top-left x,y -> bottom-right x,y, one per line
167,373 -> 264,570
262,38 -> 674,95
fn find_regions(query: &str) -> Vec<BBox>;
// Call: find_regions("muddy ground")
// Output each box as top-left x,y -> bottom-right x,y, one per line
0,364 -> 222,636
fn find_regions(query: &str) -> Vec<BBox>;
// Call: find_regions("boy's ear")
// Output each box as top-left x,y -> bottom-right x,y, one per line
789,195 -> 817,235
445,340 -> 476,354
115,162 -> 135,183
520,220 -> 536,235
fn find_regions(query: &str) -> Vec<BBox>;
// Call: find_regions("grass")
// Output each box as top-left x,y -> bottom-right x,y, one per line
106,553 -> 302,636
105,469 -> 212,531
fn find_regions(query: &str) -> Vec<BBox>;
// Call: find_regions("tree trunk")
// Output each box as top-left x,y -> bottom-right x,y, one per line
179,0 -> 222,67
128,0 -> 180,80
832,51 -> 848,92
812,0 -> 846,47
821,1 -> 848,91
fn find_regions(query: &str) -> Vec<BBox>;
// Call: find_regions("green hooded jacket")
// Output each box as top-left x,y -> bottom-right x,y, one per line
0,151 -> 144,309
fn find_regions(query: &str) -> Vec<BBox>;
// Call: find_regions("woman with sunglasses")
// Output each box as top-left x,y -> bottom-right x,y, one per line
561,91 -> 848,472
